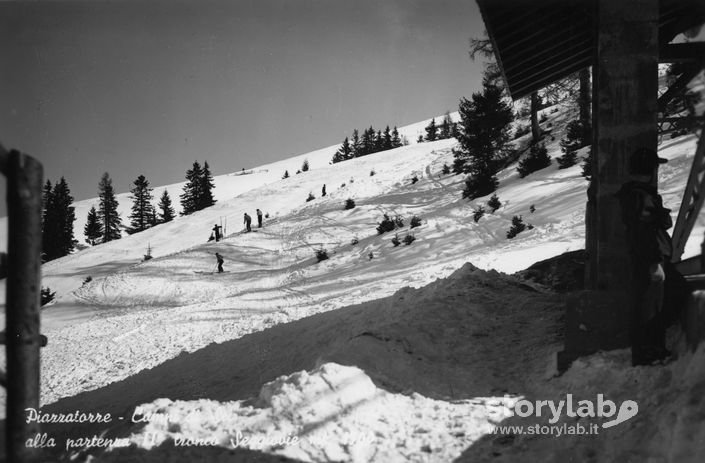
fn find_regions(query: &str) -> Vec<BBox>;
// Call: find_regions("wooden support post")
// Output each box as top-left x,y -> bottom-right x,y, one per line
4,149 -> 43,462
585,0 -> 659,341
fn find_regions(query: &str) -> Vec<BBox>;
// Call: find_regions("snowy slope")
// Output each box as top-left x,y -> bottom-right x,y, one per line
0,103 -> 704,462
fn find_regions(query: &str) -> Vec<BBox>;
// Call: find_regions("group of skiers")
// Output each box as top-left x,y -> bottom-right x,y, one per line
210,208 -> 265,272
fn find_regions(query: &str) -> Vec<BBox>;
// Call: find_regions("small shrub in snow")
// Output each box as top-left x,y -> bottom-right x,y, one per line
394,215 -> 404,228
306,192 -> 315,202
315,248 -> 329,262
344,198 -> 356,210
527,224 -> 534,230
82,276 -> 93,285
302,159 -> 310,172
487,194 -> 502,213
391,234 -> 401,247
410,215 -> 422,229
296,169 -> 302,175
350,177 -> 354,183
506,215 -> 527,239
265,213 -> 270,219
41,287 -> 56,306
282,170 -> 290,179
517,143 -> 551,178
376,214 -> 396,234
473,206 -> 486,223
341,183 -> 346,188
351,237 -> 359,246
403,233 -> 416,245
370,170 -> 376,176
411,175 -> 419,184
442,163 -> 451,175
530,204 -> 536,213
417,135 -> 424,143
368,251 -> 374,260
539,113 -> 548,123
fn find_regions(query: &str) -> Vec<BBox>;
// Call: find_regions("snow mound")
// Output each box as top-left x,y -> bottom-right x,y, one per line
104,363 -> 512,463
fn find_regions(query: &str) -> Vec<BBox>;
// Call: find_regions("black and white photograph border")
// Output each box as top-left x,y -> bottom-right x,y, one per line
1,0 -> 705,462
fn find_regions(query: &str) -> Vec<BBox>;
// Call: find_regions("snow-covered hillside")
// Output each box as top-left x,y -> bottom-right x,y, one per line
1,104 -> 704,462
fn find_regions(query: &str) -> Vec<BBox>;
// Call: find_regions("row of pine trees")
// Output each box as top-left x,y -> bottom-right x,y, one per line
41,161 -> 216,262
331,125 -> 406,163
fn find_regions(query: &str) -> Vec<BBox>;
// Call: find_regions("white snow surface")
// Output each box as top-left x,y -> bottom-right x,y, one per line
0,105 -> 704,462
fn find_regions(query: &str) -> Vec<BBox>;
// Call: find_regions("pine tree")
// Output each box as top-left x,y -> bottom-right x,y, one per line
283,170 -> 290,179
360,127 -> 375,156
383,126 -> 393,151
558,119 -> 587,169
98,172 -> 122,242
158,190 -> 175,223
351,129 -> 361,157
425,118 -> 438,141
333,137 -> 353,163
180,161 -> 203,215
84,206 -> 102,245
374,130 -> 384,152
455,76 -> 514,199
487,193 -> 502,212
440,113 -> 453,139
517,142 -> 551,178
41,178 -> 76,261
52,177 -> 76,257
302,159 -> 310,172
128,175 -> 155,233
391,127 -> 402,148
198,161 -> 216,210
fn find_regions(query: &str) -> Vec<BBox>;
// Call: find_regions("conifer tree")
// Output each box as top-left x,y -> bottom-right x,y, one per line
84,205 -> 102,245
374,130 -> 384,152
425,118 -> 438,141
351,129 -> 361,158
180,161 -> 203,215
53,177 -> 76,257
440,113 -> 453,139
128,175 -> 155,233
41,178 -> 76,260
333,137 -> 353,163
383,126 -> 393,151
98,172 -> 122,242
302,159 -> 310,172
197,161 -> 216,210
158,190 -> 175,223
283,170 -> 290,179
517,142 -> 552,178
360,127 -> 375,156
455,76 -> 514,199
391,127 -> 402,148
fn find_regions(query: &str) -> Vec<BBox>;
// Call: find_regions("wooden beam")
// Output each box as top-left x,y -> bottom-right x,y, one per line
672,130 -> 705,262
5,149 -> 44,462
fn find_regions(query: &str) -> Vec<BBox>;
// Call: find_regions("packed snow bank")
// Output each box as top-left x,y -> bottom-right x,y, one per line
100,363 -> 512,463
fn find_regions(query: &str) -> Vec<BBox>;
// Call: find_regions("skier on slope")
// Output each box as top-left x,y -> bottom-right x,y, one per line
244,213 -> 252,232
215,252 -> 224,273
212,223 -> 222,242
256,208 -> 263,228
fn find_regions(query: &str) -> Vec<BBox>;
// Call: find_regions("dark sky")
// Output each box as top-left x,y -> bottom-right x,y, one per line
0,0 -> 486,214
